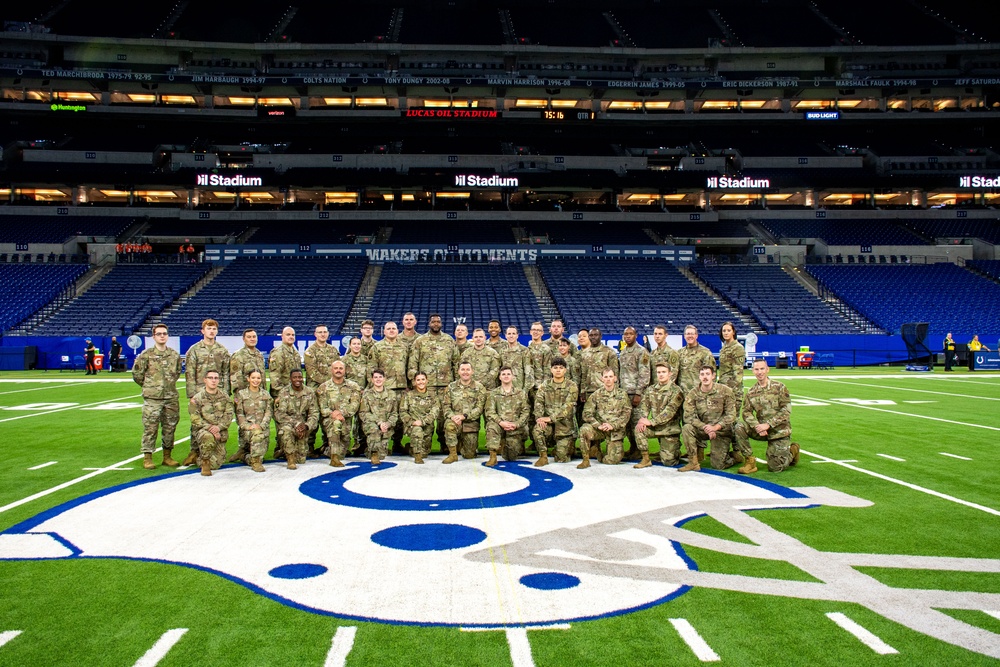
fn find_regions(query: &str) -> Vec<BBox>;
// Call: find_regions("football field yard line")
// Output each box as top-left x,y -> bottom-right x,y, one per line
132,628 -> 188,667
323,626 -> 357,667
806,378 -> 1000,401
984,610 -> 1000,622
505,628 -> 536,667
939,452 -> 973,461
27,461 -> 58,470
802,449 -> 1000,516
824,613 -> 898,655
668,618 -> 720,662
0,437 -> 190,515
0,384 -> 80,396
926,377 -> 1000,387
0,631 -> 22,649
0,394 -> 143,423
876,454 -> 906,462
796,394 -> 1000,431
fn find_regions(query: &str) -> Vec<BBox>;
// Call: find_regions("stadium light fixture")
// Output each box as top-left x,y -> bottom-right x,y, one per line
227,97 -> 257,105
161,95 -> 196,104
381,194 -> 415,201
259,97 -> 293,106
356,97 -> 388,106
322,97 -> 352,106
764,193 -> 794,200
608,101 -> 643,110
435,192 -> 471,198
137,191 -> 179,198
700,100 -> 738,110
127,94 -> 157,103
99,190 -> 130,197
793,100 -> 832,109
325,192 -> 359,203
550,100 -> 578,108
643,101 -> 675,110
836,100 -> 861,108
26,91 -> 51,101
424,100 -> 452,107
738,100 -> 767,109
54,91 -> 96,102
211,192 -> 237,198
241,192 -> 274,199
514,99 -> 547,108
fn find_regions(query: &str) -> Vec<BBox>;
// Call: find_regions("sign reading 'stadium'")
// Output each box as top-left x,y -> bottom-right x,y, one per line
195,173 -> 264,187
455,174 -> 519,188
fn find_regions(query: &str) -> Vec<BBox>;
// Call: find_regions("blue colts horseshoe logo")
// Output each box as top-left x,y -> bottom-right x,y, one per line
299,460 -> 572,511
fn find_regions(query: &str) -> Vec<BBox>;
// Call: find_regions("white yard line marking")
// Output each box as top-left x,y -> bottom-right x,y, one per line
809,378 -> 1000,401
797,394 -> 1000,432
27,461 -> 58,470
825,613 -> 898,655
669,619 -> 720,662
505,628 -> 537,667
902,400 -> 937,404
0,438 -> 190,515
876,454 -> 906,462
939,453 -> 973,461
811,459 -> 858,464
132,628 -> 188,667
0,384 -> 79,396
0,631 -> 23,648
82,467 -> 134,471
0,395 -> 143,423
984,610 -> 1000,622
802,449 -> 1000,516
323,627 -> 357,667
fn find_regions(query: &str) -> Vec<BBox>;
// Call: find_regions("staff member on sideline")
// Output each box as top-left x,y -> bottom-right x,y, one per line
967,335 -> 992,372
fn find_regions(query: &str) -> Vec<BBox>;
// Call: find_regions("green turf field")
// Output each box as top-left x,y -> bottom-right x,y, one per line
0,368 -> 998,666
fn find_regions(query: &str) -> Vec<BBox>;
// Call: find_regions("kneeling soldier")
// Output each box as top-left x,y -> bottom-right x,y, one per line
485,367 -> 530,466
632,363 -> 684,468
578,368 -> 631,468
734,359 -> 798,473
189,370 -> 234,477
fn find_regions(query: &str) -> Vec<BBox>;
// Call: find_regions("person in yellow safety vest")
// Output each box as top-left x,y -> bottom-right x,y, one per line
967,335 -> 992,372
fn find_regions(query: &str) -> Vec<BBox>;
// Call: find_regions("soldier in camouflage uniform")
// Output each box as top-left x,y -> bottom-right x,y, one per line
442,361 -> 488,462
578,368 -> 632,468
557,339 -> 581,388
408,314 -> 458,451
316,360 -> 362,468
544,319 -> 575,358
359,320 -> 377,360
229,328 -> 265,395
527,323 -> 552,397
400,371 -> 440,464
304,324 -> 342,457
454,323 -> 471,356
399,312 -> 421,353
461,328 -> 501,390
499,326 -> 534,391
133,324 -> 182,469
268,327 -> 301,400
619,326 -> 651,461
579,329 -> 620,440
344,336 -> 371,456
487,319 -> 506,353
531,357 -> 578,466
188,370 -> 234,477
274,369 -> 319,469
734,359 -> 798,474
372,321 -> 409,453
677,325 -> 715,393
181,318 -> 231,466
632,363 -> 685,468
717,321 -> 746,417
359,369 -> 399,465
233,369 -> 272,472
485,367 -> 530,466
649,325 -> 680,386
680,365 -> 737,472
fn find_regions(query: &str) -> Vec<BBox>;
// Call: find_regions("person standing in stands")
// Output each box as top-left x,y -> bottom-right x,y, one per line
968,335 -> 991,371
133,324 -> 182,470
181,318 -> 231,467
942,333 -> 956,372
109,336 -> 122,372
84,338 -> 97,375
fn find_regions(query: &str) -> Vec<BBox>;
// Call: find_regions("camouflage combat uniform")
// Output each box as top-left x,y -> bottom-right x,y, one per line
579,345 -> 620,399
485,385 -> 530,461
372,337 -> 410,450
461,345 -> 501,390
304,342 -> 341,389
359,386 -> 399,460
532,377 -> 578,462
677,343 -> 715,393
618,342 -> 651,453
498,343 -> 535,392
400,388 -> 440,459
133,345 -> 182,455
359,338 -> 377,360
682,382 -> 737,469
649,344 -> 680,386
717,339 -> 746,416
234,387 -> 273,462
185,339 -> 231,457
273,384 -> 319,463
408,331 -> 458,449
488,338 -> 507,354
443,379 -> 488,459
734,379 -> 794,472
229,345 -> 265,394
526,340 -> 553,421
316,378 -> 362,459
189,388 -> 234,470
579,385 -> 632,464
268,343 -> 301,399
633,381 -> 685,465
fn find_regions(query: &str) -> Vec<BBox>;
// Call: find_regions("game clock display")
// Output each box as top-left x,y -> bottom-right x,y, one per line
541,110 -> 594,121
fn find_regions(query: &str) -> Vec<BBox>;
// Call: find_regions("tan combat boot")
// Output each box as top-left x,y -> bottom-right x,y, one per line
143,453 -> 156,470
200,460 -> 212,476
162,448 -> 179,467
634,452 -> 652,469
738,456 -> 757,474
250,457 -> 266,473
329,453 -> 344,467
588,444 -> 600,460
678,449 -> 700,472
577,447 -> 591,469
414,452 -> 425,464
181,451 -> 198,467
287,454 -> 298,470
533,451 -> 549,467
442,446 -> 458,464
370,453 -> 381,466
486,451 -> 498,467
790,443 -> 800,466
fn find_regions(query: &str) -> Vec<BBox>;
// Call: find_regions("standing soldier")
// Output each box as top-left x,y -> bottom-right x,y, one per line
487,319 -> 506,352
188,370 -> 234,477
408,313 -> 458,450
677,325 -> 715,393
527,322 -> 552,400
649,325 -> 680,386
181,318 -> 231,467
359,320 -> 377,359
454,323 -> 471,356
371,321 -> 409,453
442,361 -> 487,462
558,339 -> 581,388
485,366 -> 530,466
230,328 -> 265,395
718,321 -> 746,417
577,328 -> 591,353
498,325 -> 534,391
400,371 -> 439,464
531,357 -> 578,466
461,328 -> 501,390
545,318 -> 573,356
268,326 -> 301,400
632,363 -> 685,469
680,366 -> 737,472
579,328 -> 619,404
316,360 -> 362,468
360,369 -> 399,465
618,326 -> 651,461
734,359 -> 798,474
578,368 -> 631,468
304,324 -> 341,457
133,323 -> 182,469
274,369 -> 319,470
344,336 -> 371,456
399,312 -> 421,352
233,369 -> 272,472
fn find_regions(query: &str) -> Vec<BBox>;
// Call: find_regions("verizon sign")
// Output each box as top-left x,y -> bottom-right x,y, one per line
454,174 -> 519,188
706,176 -> 771,189
195,173 -> 263,187
958,175 -> 1000,188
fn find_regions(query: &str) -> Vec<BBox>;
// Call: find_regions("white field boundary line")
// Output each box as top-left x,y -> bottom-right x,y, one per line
668,618 -> 720,662
0,378 -> 143,384
0,631 -> 22,648
132,628 -> 188,667
0,438 -> 190,516
0,384 -> 82,396
984,610 -> 1000,622
0,394 -> 143,423
804,378 -> 1000,401
27,461 -> 58,471
924,377 -> 1000,386
323,627 -> 357,667
825,613 -> 898,655
876,454 -> 906,462
802,449 -> 1000,517
796,394 -> 1000,432
939,452 -> 973,461
770,373 -> 1000,381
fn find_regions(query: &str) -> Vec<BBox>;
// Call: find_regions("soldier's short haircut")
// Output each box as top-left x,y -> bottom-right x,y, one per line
472,328 -> 485,336
530,321 -> 543,330
700,364 -> 716,373
413,371 -> 427,380
685,325 -> 699,334
403,311 -> 416,319
655,362 -> 672,371
506,325 -> 518,333
550,357 -> 567,368
205,370 -> 220,377
290,369 -> 303,377
458,361 -> 473,369
429,313 -> 441,320
371,368 -> 385,377
654,325 -> 668,335
578,328 -> 589,336
719,321 -> 736,341
361,320 -> 375,328
752,358 -> 768,366
489,319 -> 501,327
499,366 -> 513,374
242,328 -> 256,337
601,367 -> 616,376
153,324 -> 169,334
202,318 -> 219,329
551,318 -> 564,326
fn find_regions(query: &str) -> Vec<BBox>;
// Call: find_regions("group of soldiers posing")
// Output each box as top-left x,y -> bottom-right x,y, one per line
132,314 -> 799,478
